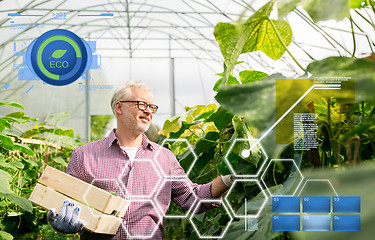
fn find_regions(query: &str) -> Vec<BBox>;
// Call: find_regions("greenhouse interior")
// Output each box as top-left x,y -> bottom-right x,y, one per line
0,0 -> 374,239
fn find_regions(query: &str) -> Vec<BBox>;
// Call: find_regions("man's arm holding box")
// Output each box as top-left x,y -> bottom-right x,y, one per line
29,167 -> 129,235
47,200 -> 84,234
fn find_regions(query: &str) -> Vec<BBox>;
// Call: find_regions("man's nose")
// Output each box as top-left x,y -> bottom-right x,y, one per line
143,107 -> 152,114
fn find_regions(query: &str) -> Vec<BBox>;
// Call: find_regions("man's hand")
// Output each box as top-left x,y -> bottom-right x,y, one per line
47,200 -> 85,234
220,175 -> 234,188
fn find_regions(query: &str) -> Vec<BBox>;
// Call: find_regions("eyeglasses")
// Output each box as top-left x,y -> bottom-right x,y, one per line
119,100 -> 159,114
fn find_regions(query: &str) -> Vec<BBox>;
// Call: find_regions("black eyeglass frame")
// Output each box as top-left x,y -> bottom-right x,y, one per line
119,100 -> 159,113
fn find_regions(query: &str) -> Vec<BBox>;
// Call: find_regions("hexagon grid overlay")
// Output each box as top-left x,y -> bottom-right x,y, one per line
224,138 -> 268,178
118,158 -> 162,199
83,179 -> 127,217
297,179 -> 339,197
155,138 -> 197,177
154,178 -> 197,218
120,199 -> 163,239
224,179 -> 268,218
261,159 -> 304,197
189,199 -> 233,239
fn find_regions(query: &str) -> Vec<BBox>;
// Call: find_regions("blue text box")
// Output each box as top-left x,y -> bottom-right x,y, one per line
333,215 -> 360,231
302,215 -> 330,231
302,196 -> 330,213
333,196 -> 360,213
272,215 -> 300,231
272,196 -> 300,213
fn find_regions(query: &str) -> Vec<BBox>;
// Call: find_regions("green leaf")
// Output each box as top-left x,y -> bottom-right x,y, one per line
9,161 -> 24,169
49,49 -> 67,59
194,109 -> 216,122
0,169 -> 12,194
217,162 -> 231,175
291,162 -> 375,240
23,158 -> 38,167
340,123 -> 373,143
239,70 -> 268,83
214,1 -> 271,87
203,214 -> 221,235
45,112 -> 71,122
7,211 -> 23,217
241,18 -> 292,61
0,231 -> 13,240
22,126 -> 74,139
277,0 -> 352,21
162,116 -> 180,131
350,0 -> 374,9
0,133 -> 14,149
206,107 -> 233,131
0,118 -> 11,132
169,121 -> 195,139
13,143 -> 34,156
52,157 -> 68,167
0,192 -> 33,212
63,128 -> 75,138
5,111 -> 30,120
303,0 -> 351,21
215,74 -> 283,134
351,0 -> 366,8
213,75 -> 240,92
194,132 -> 220,154
21,129 -> 40,138
0,160 -> 17,170
277,0 -> 300,19
306,56 -> 375,102
222,199 -> 279,240
214,0 -> 291,88
0,101 -> 24,110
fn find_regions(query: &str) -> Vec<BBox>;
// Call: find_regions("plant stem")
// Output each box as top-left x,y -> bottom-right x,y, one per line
327,98 -> 331,126
349,15 -> 357,57
366,0 -> 375,15
272,162 -> 280,194
187,128 -> 200,139
361,101 -> 365,123
268,19 -> 306,72
354,9 -> 375,30
203,138 -> 231,144
292,40 -> 316,61
351,12 -> 375,53
294,9 -> 353,56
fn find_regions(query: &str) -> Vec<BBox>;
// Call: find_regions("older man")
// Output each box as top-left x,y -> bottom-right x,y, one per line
47,82 -> 233,239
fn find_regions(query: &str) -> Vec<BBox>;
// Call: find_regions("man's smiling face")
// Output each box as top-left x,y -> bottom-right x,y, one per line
117,87 -> 154,134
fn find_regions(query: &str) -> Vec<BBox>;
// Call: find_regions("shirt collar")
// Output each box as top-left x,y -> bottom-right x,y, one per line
107,128 -> 154,151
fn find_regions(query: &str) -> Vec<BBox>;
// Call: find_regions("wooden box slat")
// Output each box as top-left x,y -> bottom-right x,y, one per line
29,184 -> 122,234
39,166 -> 128,217
29,166 -> 130,235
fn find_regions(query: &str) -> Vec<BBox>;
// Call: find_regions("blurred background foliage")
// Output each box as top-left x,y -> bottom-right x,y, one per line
1,0 -> 375,239
0,101 -> 81,240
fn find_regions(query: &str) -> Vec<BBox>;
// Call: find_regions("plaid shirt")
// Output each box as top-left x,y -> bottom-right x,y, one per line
66,129 -> 218,240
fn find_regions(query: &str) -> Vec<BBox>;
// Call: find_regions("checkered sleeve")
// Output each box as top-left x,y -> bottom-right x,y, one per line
170,153 -> 220,214
66,147 -> 87,181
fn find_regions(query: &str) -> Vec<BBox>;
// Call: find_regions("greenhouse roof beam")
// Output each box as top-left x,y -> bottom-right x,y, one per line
0,8 -> 240,15
124,0 -> 133,57
181,0 -> 214,27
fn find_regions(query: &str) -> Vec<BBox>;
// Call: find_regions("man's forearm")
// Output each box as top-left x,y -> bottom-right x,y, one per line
211,176 -> 230,198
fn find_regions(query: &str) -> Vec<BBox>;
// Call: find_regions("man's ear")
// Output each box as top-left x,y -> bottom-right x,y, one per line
115,102 -> 123,115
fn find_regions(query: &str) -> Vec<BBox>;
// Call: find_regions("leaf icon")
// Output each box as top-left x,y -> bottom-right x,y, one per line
49,49 -> 67,59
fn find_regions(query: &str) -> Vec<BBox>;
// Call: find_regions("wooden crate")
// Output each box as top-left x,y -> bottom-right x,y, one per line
29,166 -> 129,235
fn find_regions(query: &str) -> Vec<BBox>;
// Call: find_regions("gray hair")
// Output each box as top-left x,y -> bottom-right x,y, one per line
110,81 -> 152,116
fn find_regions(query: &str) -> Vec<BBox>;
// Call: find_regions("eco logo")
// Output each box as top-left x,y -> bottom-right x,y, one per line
26,29 -> 92,86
